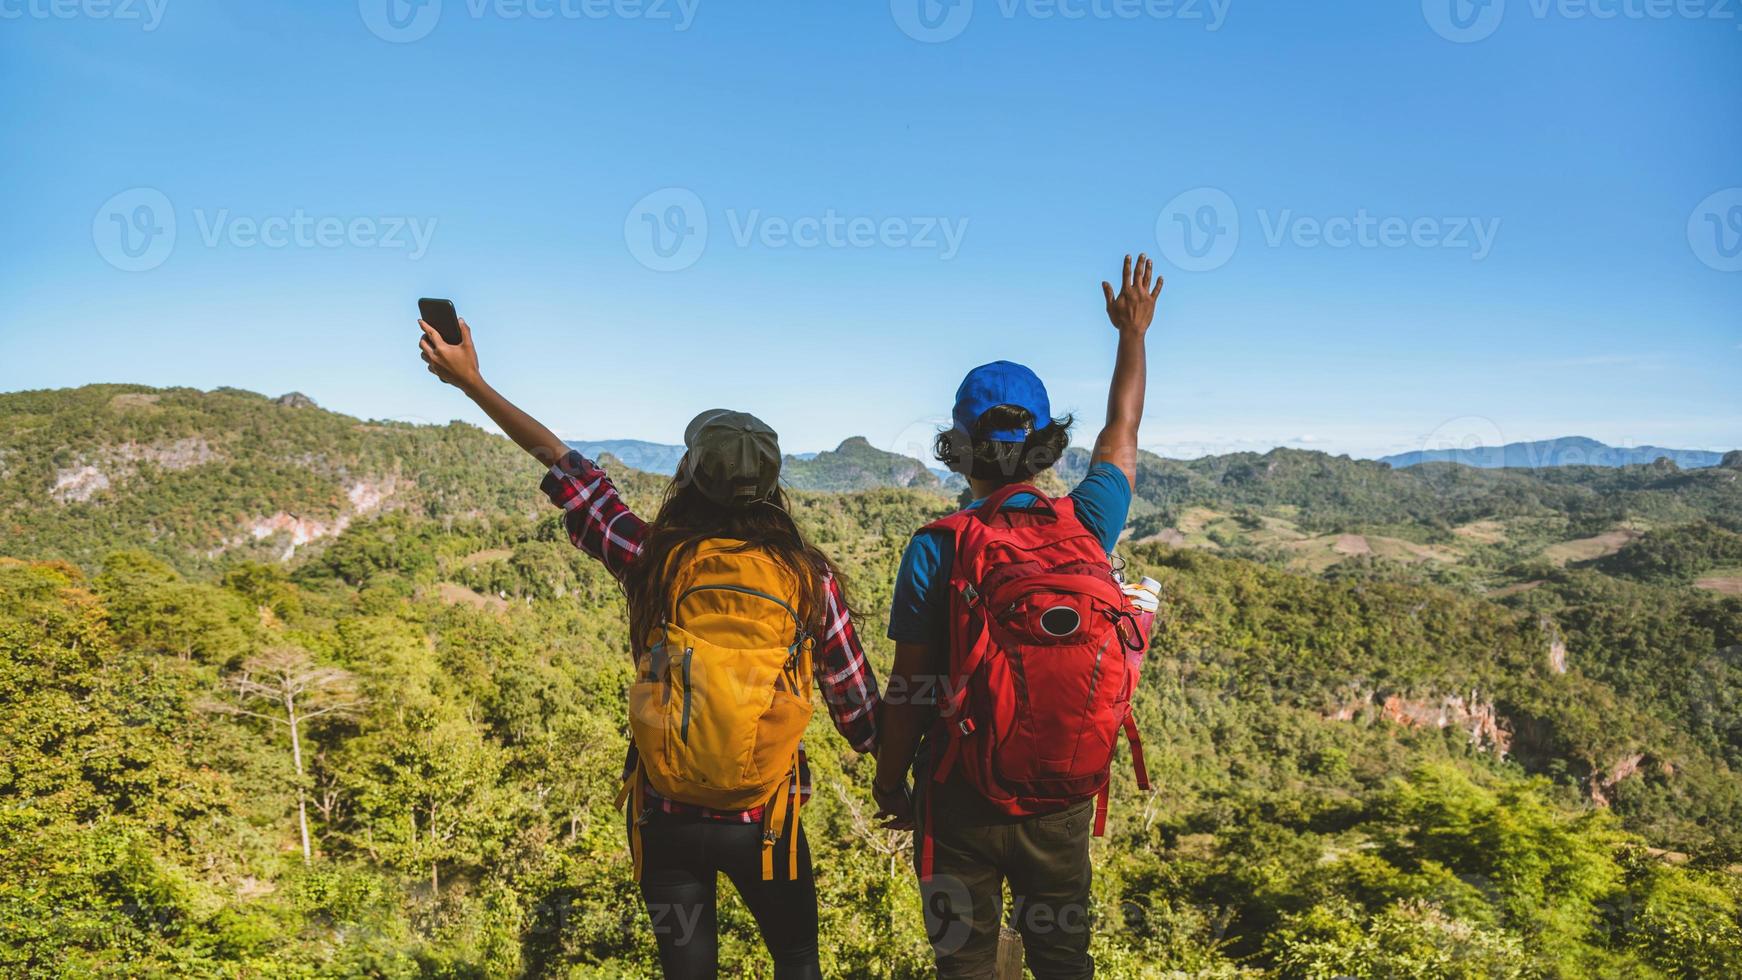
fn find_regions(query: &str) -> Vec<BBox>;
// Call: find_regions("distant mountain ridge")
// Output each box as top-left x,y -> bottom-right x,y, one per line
568,435 -> 958,494
9,386 -> 1736,574
1380,436 -> 1726,470
564,439 -> 688,475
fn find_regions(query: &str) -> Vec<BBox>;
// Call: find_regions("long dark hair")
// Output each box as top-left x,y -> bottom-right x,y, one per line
621,472 -> 849,652
934,404 -> 1075,486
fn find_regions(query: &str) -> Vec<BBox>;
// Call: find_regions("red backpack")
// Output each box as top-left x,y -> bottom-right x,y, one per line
918,482 -> 1150,880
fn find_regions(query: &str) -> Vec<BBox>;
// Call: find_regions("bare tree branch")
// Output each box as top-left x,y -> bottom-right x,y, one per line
202,645 -> 364,864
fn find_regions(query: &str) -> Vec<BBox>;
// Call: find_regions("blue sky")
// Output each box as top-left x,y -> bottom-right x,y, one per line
2,0 -> 1738,461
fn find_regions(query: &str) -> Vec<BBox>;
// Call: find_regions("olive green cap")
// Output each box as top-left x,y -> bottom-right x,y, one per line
680,409 -> 782,506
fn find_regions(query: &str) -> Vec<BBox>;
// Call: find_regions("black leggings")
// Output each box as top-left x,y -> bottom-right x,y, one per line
635,810 -> 822,979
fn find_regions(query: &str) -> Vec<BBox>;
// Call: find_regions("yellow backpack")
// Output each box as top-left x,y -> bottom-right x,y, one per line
620,538 -> 816,880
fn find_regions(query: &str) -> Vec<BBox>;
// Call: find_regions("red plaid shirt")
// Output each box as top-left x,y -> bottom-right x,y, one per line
541,450 -> 879,821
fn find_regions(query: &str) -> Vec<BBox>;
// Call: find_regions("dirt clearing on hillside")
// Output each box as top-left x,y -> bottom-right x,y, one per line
1333,534 -> 1372,556
1694,572 -> 1742,596
436,583 -> 508,610
1541,528 -> 1644,565
1453,519 -> 1508,544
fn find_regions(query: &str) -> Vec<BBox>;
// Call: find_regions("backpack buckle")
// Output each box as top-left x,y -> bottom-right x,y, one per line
960,583 -> 980,606
957,718 -> 976,736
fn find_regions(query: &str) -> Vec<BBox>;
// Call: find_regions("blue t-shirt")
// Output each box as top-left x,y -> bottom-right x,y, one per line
887,462 -> 1132,650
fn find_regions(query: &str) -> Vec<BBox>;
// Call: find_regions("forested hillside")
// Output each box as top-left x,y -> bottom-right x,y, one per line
2,386 -> 1739,977
0,385 -> 534,574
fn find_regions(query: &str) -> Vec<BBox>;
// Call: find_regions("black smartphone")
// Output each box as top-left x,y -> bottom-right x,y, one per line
418,298 -> 462,345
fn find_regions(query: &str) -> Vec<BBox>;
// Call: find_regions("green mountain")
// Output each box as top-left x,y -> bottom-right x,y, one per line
3,384 -> 1739,977
781,436 -> 950,493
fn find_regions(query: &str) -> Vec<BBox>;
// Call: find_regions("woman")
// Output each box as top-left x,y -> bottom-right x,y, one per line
418,316 -> 878,980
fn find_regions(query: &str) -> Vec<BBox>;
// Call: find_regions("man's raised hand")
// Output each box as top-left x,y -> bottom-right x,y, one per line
1101,253 -> 1165,335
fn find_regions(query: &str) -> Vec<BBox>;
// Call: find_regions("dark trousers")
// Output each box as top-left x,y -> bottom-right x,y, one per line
918,779 -> 1096,980
635,810 -> 822,980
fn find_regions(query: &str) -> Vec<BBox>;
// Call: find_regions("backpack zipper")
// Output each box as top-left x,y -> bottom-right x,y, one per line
674,583 -> 803,628
1082,636 -> 1110,713
679,646 -> 694,742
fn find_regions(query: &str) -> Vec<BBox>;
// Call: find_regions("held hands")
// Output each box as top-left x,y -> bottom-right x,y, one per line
872,778 -> 915,831
418,318 -> 483,393
1101,253 -> 1165,336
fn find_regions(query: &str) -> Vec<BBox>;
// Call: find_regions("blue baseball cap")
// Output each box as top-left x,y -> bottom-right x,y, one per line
952,361 -> 1052,442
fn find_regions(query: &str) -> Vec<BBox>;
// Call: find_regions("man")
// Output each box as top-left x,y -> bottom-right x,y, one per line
874,254 -> 1162,979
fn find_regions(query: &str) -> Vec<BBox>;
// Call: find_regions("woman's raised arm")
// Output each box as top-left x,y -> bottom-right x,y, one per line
420,317 -> 648,577
419,318 -> 571,468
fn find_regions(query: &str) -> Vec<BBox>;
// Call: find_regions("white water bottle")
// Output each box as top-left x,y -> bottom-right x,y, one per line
1123,576 -> 1160,613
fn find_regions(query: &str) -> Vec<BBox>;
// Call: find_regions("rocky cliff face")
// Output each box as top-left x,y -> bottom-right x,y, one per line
1540,614 -> 1568,674
1325,686 -> 1663,808
1377,693 -> 1513,755
242,476 -> 400,561
51,438 -> 217,503
1587,753 -> 1647,808
1323,689 -> 1512,755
